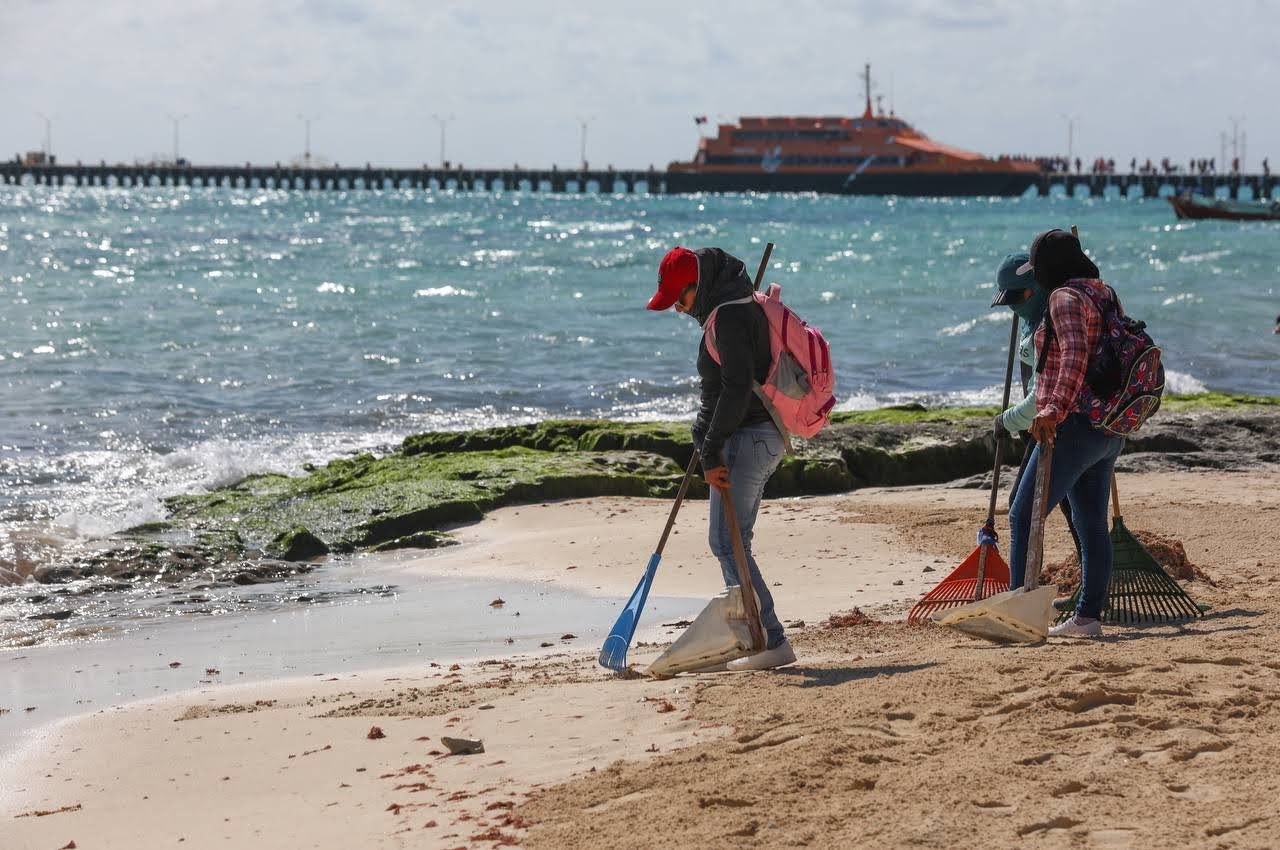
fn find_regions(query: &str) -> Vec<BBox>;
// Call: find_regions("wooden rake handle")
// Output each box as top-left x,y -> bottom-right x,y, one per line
1025,441 -> 1054,591
753,242 -> 774,291
720,484 -> 767,653
654,451 -> 701,557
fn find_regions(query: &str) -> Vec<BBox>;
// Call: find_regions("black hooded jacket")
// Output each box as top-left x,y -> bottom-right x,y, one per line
688,248 -> 773,470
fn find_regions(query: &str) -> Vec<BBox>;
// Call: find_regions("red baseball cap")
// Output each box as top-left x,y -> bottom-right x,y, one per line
646,247 -> 699,310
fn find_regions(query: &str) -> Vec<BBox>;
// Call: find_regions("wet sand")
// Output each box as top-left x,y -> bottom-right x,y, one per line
4,467 -> 1277,849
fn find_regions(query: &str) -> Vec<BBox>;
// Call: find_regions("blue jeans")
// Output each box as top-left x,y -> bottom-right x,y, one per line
1009,413 -> 1124,619
707,421 -> 787,649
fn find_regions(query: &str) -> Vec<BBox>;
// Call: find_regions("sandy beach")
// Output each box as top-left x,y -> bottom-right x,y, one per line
4,466 -> 1278,849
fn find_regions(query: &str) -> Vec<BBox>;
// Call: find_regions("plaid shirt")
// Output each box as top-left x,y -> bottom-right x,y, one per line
1034,280 -> 1106,424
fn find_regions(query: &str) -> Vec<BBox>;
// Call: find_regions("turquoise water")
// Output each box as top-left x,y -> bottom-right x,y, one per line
0,186 -> 1277,565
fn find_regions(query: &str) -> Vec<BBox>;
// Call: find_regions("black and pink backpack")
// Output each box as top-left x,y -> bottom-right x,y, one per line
1037,279 -> 1165,437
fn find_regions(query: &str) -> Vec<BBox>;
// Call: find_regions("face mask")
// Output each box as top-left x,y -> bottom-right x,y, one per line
1010,286 -> 1048,326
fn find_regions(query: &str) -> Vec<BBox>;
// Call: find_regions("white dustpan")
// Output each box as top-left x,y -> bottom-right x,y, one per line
935,585 -> 1058,643
647,585 -> 756,677
940,440 -> 1058,645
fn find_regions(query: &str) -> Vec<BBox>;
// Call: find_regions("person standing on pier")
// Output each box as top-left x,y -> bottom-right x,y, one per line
646,246 -> 795,670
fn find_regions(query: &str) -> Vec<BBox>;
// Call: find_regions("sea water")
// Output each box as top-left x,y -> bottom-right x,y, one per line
0,186 -> 1276,637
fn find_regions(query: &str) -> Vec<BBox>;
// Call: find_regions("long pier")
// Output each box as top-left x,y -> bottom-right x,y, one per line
0,161 -> 1275,198
1036,172 -> 1277,200
0,162 -> 663,193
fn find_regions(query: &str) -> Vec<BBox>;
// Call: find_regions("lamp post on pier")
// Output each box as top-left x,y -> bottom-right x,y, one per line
578,115 -> 595,170
1060,113 -> 1077,172
1228,115 -> 1245,172
167,112 -> 189,164
432,114 -> 455,167
36,111 -> 53,161
298,114 -> 319,166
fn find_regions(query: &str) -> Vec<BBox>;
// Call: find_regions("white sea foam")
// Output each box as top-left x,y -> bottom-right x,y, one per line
835,392 -> 881,411
836,385 -> 1007,412
1164,370 -> 1207,395
414,285 -> 475,297
1177,250 -> 1231,264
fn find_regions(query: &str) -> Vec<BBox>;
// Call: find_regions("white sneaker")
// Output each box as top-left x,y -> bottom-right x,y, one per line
1049,616 -> 1103,639
725,640 -> 797,671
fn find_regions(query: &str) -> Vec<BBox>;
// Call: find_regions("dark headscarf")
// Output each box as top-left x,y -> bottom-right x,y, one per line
1026,229 -> 1100,290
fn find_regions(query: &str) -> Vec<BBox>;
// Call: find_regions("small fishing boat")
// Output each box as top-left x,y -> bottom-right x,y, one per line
1168,191 -> 1280,221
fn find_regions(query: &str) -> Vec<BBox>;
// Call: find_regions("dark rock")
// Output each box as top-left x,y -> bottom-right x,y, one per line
32,566 -> 83,584
27,610 -> 74,620
838,436 -> 995,489
268,527 -> 330,561
441,736 -> 484,755
1123,432 -> 1200,454
368,531 -> 457,553
766,454 -> 857,497
353,501 -> 486,549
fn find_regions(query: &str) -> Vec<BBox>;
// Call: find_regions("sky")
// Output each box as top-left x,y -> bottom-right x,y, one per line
2,0 -> 1276,171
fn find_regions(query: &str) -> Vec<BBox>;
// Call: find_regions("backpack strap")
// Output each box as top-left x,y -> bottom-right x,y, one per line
703,295 -> 756,354
1034,282 -> 1102,375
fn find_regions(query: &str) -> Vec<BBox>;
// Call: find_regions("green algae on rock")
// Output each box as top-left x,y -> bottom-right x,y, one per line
402,420 -> 695,467
165,446 -> 686,556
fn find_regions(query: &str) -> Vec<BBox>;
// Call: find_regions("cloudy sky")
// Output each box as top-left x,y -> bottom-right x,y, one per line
3,0 -> 1275,170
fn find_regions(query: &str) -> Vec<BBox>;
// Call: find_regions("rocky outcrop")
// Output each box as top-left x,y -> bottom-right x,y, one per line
21,396 -> 1280,608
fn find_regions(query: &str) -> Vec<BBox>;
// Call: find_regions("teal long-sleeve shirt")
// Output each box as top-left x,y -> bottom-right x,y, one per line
1000,322 -> 1039,433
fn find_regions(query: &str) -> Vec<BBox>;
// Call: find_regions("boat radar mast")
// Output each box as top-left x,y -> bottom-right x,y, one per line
861,62 -> 873,119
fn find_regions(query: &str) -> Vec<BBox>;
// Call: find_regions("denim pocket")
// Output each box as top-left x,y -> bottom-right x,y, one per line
752,432 -> 782,472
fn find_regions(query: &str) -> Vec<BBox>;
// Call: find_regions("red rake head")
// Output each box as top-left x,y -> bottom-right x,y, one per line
907,544 -> 1011,625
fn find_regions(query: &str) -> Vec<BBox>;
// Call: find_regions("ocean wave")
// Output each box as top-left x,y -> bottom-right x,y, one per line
937,312 -> 1005,337
836,385 -> 1007,411
6,430 -> 410,557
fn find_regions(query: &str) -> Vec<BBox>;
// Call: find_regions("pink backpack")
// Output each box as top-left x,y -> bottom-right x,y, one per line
704,283 -> 836,449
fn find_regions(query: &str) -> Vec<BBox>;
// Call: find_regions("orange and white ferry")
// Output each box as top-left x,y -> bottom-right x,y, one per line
667,64 -> 1043,196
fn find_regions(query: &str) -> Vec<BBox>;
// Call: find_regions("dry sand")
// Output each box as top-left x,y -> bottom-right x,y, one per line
4,467 -> 1278,849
